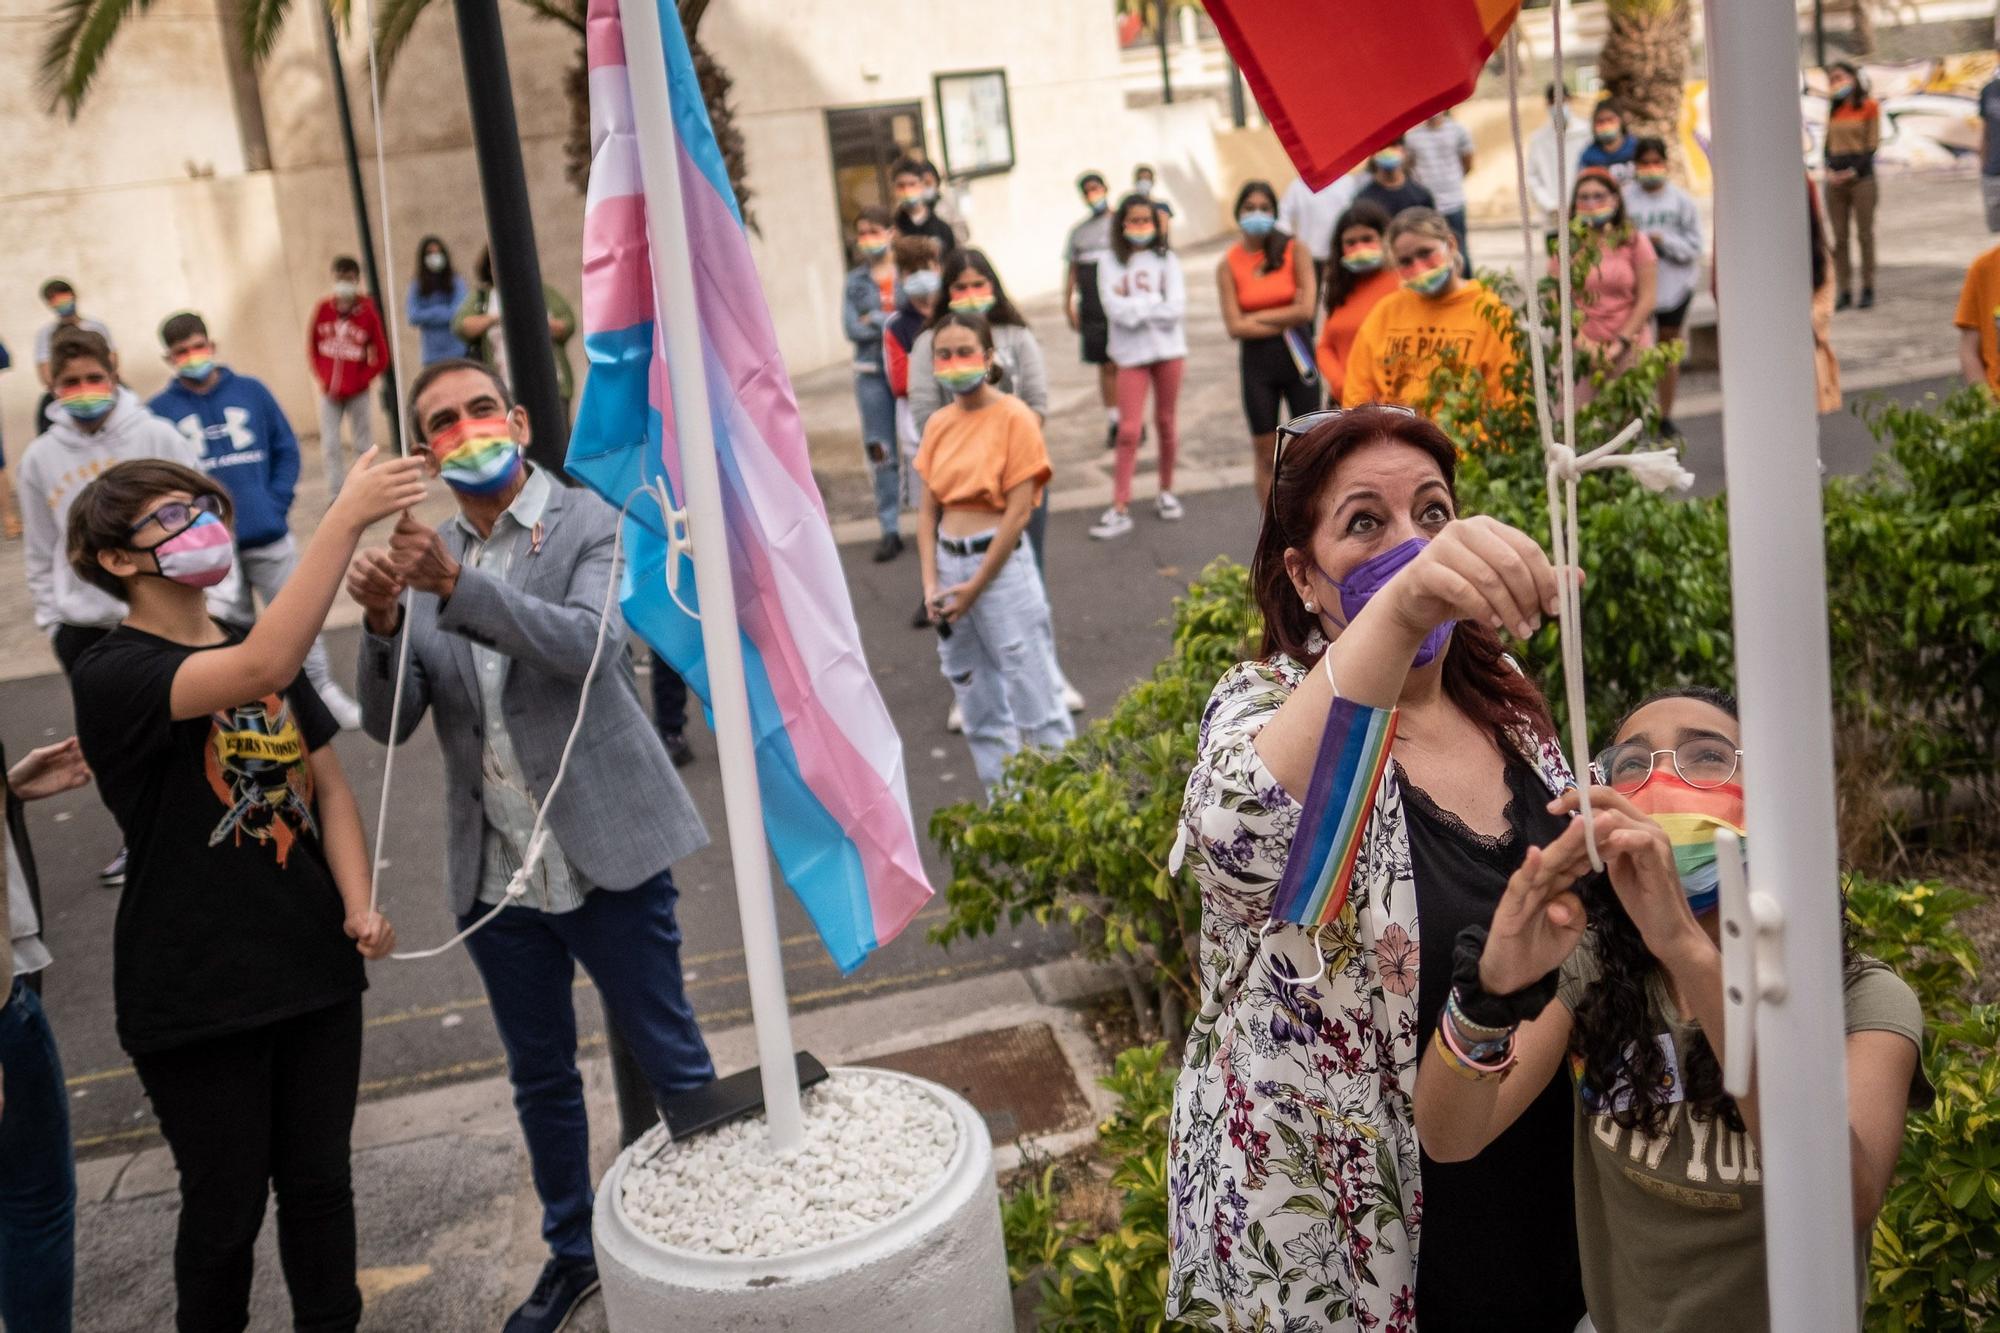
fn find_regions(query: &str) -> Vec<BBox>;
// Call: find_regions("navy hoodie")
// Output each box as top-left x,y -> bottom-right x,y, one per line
150,367 -> 301,549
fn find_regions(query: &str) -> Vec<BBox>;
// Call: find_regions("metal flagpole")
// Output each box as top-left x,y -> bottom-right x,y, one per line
615,0 -> 805,1152
1701,0 -> 1857,1327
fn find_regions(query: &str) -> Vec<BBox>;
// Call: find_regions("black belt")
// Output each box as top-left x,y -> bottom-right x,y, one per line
939,534 -> 993,557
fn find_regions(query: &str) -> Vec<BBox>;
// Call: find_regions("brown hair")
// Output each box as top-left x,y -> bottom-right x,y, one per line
854,204 -> 894,230
48,329 -> 115,383
1251,406 -> 1556,745
406,356 -> 514,444
67,460 -> 234,600
891,234 -> 939,275
1109,195 -> 1167,264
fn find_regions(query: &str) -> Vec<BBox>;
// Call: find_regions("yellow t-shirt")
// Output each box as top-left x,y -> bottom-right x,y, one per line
1341,280 -> 1517,410
1952,244 -> 2000,396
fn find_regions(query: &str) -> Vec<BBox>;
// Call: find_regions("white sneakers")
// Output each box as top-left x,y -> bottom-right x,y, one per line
946,702 -> 964,734
1089,492 -> 1181,539
1089,508 -> 1135,540
320,683 -> 364,731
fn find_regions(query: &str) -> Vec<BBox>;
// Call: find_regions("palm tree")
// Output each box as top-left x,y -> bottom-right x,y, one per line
39,0 -> 752,217
1596,0 -> 1694,144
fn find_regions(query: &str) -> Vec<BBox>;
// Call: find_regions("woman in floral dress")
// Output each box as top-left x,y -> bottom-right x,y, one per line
1167,405 -> 1587,1331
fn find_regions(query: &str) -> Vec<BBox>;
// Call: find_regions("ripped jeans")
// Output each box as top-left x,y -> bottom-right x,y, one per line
935,536 -> 1074,791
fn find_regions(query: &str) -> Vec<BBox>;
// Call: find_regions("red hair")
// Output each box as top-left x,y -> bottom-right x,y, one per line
1250,406 -> 1556,747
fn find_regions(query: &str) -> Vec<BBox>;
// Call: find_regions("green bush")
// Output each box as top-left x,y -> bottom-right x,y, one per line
1001,1044 -> 1191,1331
928,560 -> 1260,1037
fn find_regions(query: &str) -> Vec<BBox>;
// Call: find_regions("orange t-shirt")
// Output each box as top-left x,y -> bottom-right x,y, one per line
1316,267 -> 1401,400
1953,244 -> 2000,396
1225,239 -> 1301,313
914,393 -> 1052,511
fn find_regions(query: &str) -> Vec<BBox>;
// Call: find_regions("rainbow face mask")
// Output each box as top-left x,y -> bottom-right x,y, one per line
1402,259 -> 1454,297
1340,244 -> 1384,273
430,416 -> 522,496
173,351 -> 215,381
1623,773 -> 1746,915
57,383 -> 115,421
1578,202 -> 1619,227
948,287 -> 995,315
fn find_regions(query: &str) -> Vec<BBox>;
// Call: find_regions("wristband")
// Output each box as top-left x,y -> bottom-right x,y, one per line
1442,1007 -> 1514,1063
1446,986 -> 1512,1044
1432,1019 -> 1515,1082
1451,923 -> 1558,1029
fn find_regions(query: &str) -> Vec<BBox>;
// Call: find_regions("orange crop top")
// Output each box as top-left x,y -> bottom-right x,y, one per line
914,393 -> 1052,512
1226,239 -> 1300,313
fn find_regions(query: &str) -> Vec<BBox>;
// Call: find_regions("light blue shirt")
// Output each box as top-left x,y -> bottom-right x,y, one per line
460,467 -> 590,914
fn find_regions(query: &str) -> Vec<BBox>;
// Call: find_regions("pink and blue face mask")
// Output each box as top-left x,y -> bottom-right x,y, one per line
142,511 -> 235,588
1317,535 -> 1454,667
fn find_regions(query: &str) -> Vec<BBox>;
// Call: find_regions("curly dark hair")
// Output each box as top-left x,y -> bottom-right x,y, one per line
1567,685 -> 1859,1136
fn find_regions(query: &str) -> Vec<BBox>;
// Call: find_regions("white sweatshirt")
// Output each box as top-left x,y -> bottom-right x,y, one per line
1097,249 -> 1188,367
17,388 -> 240,633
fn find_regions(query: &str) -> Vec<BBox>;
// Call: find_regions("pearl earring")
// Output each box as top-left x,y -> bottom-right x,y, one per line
1304,599 -> 1317,613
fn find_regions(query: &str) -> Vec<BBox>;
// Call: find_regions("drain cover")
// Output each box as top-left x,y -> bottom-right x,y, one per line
860,1023 -> 1091,1143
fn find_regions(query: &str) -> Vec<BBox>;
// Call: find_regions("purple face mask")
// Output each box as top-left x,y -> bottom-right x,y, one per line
1318,536 -> 1454,667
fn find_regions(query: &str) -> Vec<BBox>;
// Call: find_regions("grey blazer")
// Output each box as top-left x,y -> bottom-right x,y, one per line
356,479 -> 708,918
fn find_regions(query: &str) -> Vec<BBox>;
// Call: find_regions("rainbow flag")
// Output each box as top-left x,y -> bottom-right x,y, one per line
1270,697 -> 1398,927
1206,0 -> 1520,189
567,0 -> 932,971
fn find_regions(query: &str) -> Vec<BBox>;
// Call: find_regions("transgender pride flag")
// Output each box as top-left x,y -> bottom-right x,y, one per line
567,0 -> 932,971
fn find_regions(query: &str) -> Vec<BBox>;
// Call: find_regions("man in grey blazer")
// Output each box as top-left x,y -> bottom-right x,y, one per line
346,358 -> 711,1333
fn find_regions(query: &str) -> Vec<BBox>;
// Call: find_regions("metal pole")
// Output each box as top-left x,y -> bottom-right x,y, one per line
1813,0 -> 1828,69
1227,56 -> 1246,128
617,0 -> 805,1151
451,0 -> 570,472
321,4 -> 402,451
1156,0 -> 1173,104
1701,0 -> 1856,1328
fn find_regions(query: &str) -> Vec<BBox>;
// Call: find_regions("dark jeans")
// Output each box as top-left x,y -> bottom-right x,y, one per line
1443,206 -> 1470,272
649,650 -> 688,736
130,996 -> 365,1333
0,978 -> 75,1333
1025,487 -> 1050,578
459,869 -> 714,1262
51,623 -> 111,675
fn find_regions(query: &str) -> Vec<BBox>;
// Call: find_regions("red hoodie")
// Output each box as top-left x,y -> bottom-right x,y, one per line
308,295 -> 387,400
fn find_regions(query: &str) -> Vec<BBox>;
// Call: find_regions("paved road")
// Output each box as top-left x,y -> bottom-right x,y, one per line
11,484 -> 1262,1155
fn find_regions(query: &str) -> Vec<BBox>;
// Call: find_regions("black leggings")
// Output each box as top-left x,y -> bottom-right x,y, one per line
1240,334 -> 1317,435
131,997 -> 365,1333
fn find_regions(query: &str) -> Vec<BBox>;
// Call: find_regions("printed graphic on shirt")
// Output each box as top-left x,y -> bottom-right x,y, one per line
204,694 -> 318,866
1379,324 -> 1475,393
1576,1034 -> 1762,1210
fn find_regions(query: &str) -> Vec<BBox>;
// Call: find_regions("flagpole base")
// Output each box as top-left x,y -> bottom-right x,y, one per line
592,1068 -> 1010,1332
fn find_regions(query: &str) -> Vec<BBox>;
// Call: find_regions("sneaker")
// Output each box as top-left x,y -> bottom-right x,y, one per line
946,702 -> 964,733
1061,682 -> 1085,713
1155,491 -> 1184,521
662,731 -> 695,768
872,532 -> 904,563
1835,291 -> 1853,312
1104,419 -> 1119,450
1859,287 -> 1875,309
100,847 -> 128,889
1659,416 -> 1682,439
503,1257 -> 601,1333
1089,507 -> 1134,540
319,683 -> 364,732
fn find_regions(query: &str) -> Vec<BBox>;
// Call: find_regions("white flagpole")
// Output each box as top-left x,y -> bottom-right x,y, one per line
1701,1 -> 1855,1327
615,0 -> 804,1151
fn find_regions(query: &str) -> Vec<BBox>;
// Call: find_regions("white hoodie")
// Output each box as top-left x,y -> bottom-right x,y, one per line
1097,248 -> 1188,367
17,387 -> 240,633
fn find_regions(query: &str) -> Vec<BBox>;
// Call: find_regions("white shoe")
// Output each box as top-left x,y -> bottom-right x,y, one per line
1089,507 -> 1134,540
1061,683 -> 1085,712
320,683 -> 364,731
946,702 -> 964,733
1155,491 -> 1184,521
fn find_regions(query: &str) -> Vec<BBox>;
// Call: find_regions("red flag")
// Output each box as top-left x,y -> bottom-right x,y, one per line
1207,0 -> 1521,189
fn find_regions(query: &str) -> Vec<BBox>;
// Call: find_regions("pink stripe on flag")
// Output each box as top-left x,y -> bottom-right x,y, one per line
582,195 -> 655,335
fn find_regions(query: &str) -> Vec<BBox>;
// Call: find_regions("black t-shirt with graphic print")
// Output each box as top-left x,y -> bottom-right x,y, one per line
72,622 -> 364,1054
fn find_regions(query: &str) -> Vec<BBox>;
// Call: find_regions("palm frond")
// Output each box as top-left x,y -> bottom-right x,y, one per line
511,0 -> 585,35
239,0 -> 300,67
368,0 -> 437,86
40,0 -> 158,117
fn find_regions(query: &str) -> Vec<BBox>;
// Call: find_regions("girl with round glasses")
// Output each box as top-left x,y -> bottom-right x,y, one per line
1414,685 -> 1928,1333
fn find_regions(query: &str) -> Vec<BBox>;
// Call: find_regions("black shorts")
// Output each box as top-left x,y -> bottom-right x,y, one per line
1654,294 -> 1693,336
1241,334 -> 1318,435
1076,262 -> 1110,365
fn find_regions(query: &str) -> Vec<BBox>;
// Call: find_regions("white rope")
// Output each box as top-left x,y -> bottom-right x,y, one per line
390,484 -> 653,959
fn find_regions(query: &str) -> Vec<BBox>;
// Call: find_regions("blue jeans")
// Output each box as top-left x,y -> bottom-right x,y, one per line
853,369 -> 900,538
0,979 -> 75,1333
460,868 -> 714,1263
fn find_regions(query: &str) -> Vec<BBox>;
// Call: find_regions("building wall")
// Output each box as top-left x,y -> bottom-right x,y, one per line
0,0 -> 1250,454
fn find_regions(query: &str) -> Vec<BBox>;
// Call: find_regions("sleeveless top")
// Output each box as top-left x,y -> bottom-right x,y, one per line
1227,239 -> 1299,314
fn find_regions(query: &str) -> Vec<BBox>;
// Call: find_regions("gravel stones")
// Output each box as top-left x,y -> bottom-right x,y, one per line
617,1071 -> 960,1259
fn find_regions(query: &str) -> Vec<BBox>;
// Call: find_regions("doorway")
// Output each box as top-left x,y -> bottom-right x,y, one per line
826,101 -> 927,264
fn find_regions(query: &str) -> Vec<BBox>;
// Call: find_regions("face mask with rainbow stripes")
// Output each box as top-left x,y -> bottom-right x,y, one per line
57,382 -> 115,422
1623,774 -> 1746,915
430,415 -> 522,496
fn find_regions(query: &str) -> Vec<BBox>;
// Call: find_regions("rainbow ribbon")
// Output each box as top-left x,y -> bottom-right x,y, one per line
1270,696 -> 1399,927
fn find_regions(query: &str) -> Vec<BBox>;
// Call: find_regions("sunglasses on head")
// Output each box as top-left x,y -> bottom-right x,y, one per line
130,493 -> 223,540
1270,404 -> 1419,497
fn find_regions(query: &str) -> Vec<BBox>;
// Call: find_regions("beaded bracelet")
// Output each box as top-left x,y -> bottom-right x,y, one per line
1435,1008 -> 1518,1081
1446,985 -> 1513,1046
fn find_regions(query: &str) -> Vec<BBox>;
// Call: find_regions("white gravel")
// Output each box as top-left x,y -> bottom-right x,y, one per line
617,1070 -> 960,1258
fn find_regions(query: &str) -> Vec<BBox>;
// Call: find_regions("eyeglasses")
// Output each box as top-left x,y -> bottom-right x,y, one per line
130,493 -> 223,540
1590,738 -> 1744,793
1270,404 -> 1418,495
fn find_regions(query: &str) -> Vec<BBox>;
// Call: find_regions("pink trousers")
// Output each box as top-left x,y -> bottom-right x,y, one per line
1112,357 -> 1184,508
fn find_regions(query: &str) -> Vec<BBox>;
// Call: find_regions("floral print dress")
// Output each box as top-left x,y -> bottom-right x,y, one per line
1165,654 -> 1573,1332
